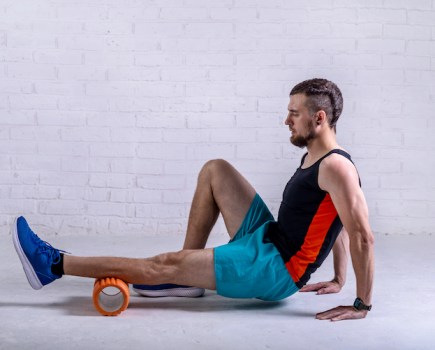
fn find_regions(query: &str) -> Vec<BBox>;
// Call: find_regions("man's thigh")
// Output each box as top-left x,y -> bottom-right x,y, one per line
230,193 -> 274,242
205,159 -> 256,237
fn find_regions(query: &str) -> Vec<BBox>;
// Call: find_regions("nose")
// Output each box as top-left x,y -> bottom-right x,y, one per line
285,112 -> 292,126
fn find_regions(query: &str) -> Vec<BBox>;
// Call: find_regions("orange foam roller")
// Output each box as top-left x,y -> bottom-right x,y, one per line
93,277 -> 130,316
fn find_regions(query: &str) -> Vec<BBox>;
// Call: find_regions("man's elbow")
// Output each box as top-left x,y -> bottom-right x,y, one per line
349,227 -> 374,251
359,229 -> 375,248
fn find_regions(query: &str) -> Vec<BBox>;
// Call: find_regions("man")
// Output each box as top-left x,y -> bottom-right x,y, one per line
13,78 -> 374,321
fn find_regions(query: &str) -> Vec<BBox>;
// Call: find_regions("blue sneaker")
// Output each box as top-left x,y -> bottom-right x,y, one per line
133,284 -> 205,298
12,216 -> 63,290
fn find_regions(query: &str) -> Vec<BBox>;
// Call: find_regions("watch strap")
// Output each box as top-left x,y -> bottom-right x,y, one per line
353,297 -> 372,311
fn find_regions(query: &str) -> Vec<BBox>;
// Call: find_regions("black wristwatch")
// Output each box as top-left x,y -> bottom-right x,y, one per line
353,297 -> 372,311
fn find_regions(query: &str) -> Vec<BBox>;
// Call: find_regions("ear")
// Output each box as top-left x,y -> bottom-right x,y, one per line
315,110 -> 327,125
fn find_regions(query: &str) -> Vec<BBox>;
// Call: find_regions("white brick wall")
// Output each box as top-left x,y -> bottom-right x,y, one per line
1,0 -> 434,236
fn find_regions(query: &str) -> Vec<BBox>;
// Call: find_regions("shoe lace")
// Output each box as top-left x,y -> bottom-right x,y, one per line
32,234 -> 70,264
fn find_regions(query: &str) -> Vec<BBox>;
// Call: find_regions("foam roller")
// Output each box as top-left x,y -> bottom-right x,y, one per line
93,277 -> 130,316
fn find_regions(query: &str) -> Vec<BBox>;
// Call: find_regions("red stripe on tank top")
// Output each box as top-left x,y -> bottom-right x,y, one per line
285,193 -> 338,284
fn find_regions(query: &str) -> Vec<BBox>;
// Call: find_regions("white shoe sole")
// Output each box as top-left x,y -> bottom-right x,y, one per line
12,217 -> 43,290
133,287 -> 205,298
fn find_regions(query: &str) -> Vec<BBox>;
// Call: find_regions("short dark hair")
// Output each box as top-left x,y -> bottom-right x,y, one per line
290,78 -> 343,130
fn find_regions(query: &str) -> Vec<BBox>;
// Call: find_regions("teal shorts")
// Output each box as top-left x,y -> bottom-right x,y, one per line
214,194 -> 299,301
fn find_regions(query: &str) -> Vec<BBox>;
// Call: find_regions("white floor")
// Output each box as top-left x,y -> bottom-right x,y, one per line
1,233 -> 434,350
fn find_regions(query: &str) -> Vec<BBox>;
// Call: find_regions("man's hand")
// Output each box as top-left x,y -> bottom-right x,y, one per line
299,279 -> 342,294
315,306 -> 368,321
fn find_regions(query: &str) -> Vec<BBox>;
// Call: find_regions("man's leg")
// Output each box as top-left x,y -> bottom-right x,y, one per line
64,249 -> 216,290
14,159 -> 256,293
183,159 -> 256,249
13,216 -> 216,290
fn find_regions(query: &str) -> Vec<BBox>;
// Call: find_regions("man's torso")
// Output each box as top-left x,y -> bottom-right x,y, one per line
267,149 -> 356,288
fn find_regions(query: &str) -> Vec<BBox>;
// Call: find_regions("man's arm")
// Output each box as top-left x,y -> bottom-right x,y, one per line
299,228 -> 349,294
316,154 -> 375,321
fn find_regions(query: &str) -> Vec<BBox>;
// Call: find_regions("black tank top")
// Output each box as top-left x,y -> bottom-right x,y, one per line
267,149 -> 357,288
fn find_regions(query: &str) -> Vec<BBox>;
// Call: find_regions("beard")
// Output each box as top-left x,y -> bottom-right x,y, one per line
290,120 -> 316,148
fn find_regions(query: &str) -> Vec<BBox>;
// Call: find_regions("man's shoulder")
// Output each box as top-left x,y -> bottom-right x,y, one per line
318,152 -> 359,191
322,151 -> 354,169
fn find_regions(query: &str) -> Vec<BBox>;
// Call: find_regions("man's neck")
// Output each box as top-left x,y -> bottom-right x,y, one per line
305,131 -> 340,160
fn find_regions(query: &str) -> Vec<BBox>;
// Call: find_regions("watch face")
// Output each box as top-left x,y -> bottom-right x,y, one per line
354,299 -> 362,310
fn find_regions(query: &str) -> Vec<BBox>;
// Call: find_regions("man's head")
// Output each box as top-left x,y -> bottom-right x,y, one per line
286,78 -> 343,148
290,78 -> 343,131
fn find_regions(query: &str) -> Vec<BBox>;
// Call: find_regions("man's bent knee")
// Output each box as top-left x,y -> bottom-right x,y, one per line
200,159 -> 232,178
